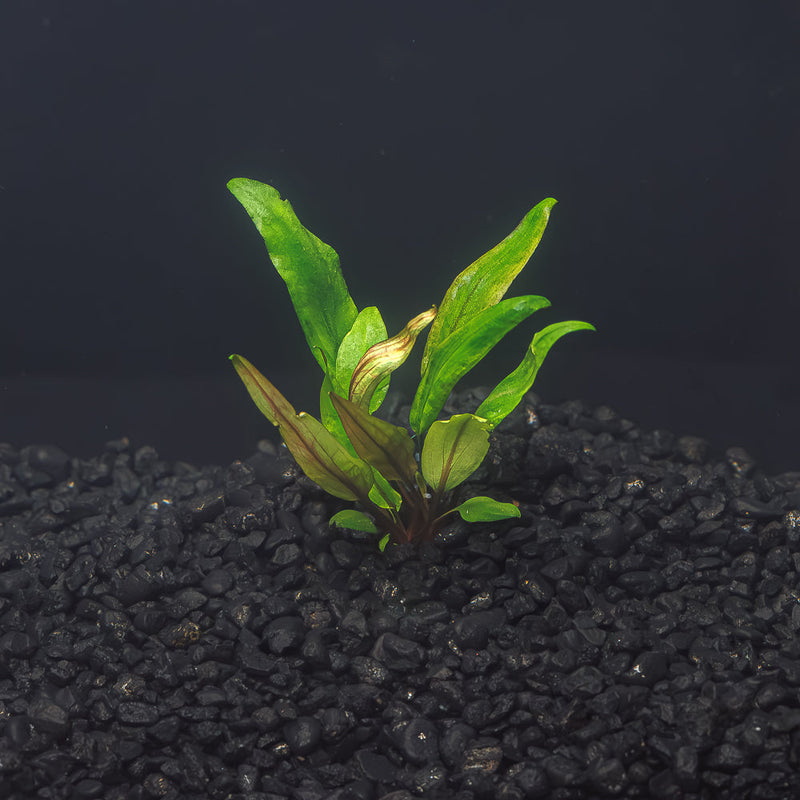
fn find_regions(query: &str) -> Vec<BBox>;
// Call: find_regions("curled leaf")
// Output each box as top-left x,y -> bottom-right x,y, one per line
349,306 -> 436,411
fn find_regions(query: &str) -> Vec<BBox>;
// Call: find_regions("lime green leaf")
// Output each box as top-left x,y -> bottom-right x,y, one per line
410,295 -> 550,437
420,413 -> 492,494
349,306 -> 436,412
230,354 -> 373,502
330,392 -> 418,487
378,533 -> 391,551
369,470 -> 402,510
330,509 -> 380,534
228,178 -> 358,376
319,374 -> 349,447
452,496 -> 521,522
421,198 -> 556,375
476,320 -> 596,428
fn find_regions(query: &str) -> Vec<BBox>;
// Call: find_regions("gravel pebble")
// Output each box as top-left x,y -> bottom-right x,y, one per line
1,391 -> 799,798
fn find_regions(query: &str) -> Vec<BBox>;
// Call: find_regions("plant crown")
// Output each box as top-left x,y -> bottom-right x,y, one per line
228,178 -> 594,550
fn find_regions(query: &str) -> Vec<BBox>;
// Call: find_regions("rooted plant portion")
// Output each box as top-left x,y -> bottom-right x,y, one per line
1,390 -> 800,799
227,178 -> 593,549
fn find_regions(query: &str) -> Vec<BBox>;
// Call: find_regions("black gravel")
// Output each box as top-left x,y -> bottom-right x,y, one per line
2,389 -> 800,800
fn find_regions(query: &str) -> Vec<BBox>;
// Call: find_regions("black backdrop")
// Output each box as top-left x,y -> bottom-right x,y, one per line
2,1 -> 798,473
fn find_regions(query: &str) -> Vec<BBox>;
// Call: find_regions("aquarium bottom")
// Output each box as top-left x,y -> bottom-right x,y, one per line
0,390 -> 799,799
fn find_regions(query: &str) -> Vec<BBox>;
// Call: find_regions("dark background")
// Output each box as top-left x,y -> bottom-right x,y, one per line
1,1 -> 798,473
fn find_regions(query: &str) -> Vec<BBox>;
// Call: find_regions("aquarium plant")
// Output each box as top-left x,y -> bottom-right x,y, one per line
228,178 -> 594,550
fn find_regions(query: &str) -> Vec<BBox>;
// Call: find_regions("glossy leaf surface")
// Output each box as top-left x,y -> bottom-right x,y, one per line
422,198 -> 556,375
420,413 -> 491,494
230,355 -> 373,502
228,178 -> 358,376
476,320 -> 596,428
410,295 -> 550,436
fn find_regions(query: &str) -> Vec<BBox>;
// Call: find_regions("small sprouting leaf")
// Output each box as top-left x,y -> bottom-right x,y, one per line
230,354 -> 373,502
330,392 -> 418,487
330,509 -> 380,534
227,178 -> 358,377
378,533 -> 391,551
420,413 -> 492,494
421,198 -> 557,375
452,496 -> 521,522
349,306 -> 436,412
476,320 -> 596,428
410,295 -> 550,437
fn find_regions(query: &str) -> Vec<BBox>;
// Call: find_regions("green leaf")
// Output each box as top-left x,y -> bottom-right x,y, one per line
421,198 -> 556,375
452,496 -> 521,522
476,320 -> 596,428
321,307 -> 389,445
349,307 -> 436,412
420,413 -> 492,494
368,470 -> 402,510
334,306 -> 387,401
228,178 -> 358,376
410,295 -> 550,437
330,509 -> 380,534
329,392 -> 418,487
319,374 -> 349,447
230,354 -> 373,502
